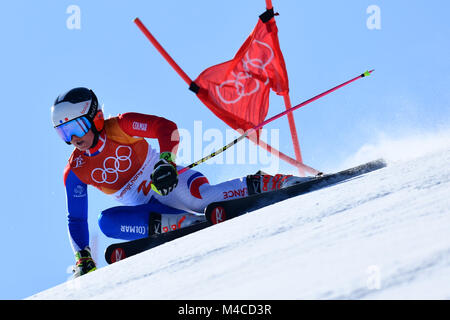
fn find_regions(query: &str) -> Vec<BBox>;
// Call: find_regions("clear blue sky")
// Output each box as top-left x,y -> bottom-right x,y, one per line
0,0 -> 448,299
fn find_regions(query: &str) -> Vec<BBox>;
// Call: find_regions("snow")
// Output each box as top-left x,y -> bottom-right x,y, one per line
28,134 -> 450,299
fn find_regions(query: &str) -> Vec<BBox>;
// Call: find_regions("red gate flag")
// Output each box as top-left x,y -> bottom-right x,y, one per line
193,10 -> 289,132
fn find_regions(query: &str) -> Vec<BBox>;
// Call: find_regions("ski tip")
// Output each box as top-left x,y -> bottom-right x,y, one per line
376,158 -> 387,167
366,158 -> 388,171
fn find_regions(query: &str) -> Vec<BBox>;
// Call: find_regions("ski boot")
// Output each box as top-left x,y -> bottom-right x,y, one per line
149,212 -> 206,235
246,170 -> 312,196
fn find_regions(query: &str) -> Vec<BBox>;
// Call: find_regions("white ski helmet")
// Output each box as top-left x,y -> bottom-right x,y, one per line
51,87 -> 104,144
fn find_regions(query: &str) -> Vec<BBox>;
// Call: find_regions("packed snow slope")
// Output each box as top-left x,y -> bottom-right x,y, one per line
30,136 -> 450,299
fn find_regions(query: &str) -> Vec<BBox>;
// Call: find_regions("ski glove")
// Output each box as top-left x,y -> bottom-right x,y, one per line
159,151 -> 176,164
73,247 -> 97,278
151,153 -> 178,196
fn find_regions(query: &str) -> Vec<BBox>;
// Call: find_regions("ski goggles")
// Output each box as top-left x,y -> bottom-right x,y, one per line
55,116 -> 92,143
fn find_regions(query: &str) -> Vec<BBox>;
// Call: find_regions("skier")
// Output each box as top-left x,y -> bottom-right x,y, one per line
52,87 -> 305,277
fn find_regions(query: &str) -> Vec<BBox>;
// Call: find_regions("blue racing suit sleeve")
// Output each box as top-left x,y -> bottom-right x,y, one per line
64,167 -> 89,252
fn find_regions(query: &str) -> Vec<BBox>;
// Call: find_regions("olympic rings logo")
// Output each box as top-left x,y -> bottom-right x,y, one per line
216,40 -> 274,104
91,145 -> 132,184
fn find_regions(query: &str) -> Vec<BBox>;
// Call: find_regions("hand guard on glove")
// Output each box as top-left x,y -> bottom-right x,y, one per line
151,152 -> 178,196
73,247 -> 97,278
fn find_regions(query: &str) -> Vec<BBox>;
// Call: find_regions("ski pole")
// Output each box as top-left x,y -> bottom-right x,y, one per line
177,70 -> 374,175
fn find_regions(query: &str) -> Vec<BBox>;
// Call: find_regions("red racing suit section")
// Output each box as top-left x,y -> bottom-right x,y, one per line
63,113 -> 179,251
116,112 -> 179,155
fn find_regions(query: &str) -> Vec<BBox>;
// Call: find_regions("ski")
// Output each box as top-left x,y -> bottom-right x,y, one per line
105,221 -> 211,264
105,159 -> 386,264
205,158 -> 387,224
